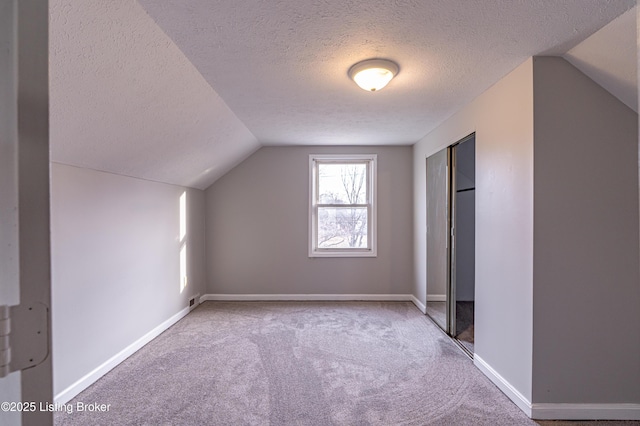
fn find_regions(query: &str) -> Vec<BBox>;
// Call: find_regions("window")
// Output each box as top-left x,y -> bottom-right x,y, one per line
309,154 -> 377,257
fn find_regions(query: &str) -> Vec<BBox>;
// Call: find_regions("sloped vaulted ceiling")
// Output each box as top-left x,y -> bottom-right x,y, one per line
50,0 -> 260,190
49,0 -> 636,190
564,6 -> 637,112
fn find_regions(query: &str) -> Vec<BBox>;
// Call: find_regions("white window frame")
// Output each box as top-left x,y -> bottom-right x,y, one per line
309,154 -> 377,257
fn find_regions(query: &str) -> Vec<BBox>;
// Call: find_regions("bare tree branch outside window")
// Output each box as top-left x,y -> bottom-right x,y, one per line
317,163 -> 368,249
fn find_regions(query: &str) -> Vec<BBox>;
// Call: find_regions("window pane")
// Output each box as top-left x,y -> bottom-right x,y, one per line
318,163 -> 367,204
317,207 -> 368,248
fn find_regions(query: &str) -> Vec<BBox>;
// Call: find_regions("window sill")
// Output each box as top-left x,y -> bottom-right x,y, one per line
309,250 -> 377,258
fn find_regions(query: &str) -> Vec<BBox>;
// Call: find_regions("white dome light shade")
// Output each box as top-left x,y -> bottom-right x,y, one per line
348,59 -> 399,92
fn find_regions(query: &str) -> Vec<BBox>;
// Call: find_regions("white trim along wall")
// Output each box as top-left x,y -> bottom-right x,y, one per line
201,294 -> 426,313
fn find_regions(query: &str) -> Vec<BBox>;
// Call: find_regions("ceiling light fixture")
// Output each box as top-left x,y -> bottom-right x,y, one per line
348,58 -> 399,92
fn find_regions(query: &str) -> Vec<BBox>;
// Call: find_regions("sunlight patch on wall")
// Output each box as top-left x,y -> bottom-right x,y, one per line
179,191 -> 188,293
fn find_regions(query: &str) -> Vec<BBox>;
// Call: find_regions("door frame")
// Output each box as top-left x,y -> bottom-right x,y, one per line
0,1 -> 53,425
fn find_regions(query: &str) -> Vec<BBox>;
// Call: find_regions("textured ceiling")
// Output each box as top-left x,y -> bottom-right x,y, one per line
564,6 -> 637,112
50,0 -> 636,189
138,0 -> 635,146
50,0 -> 259,190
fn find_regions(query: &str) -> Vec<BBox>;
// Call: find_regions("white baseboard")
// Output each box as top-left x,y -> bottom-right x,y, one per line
473,354 -> 532,417
410,295 -> 426,313
54,306 -> 191,405
201,293 -> 427,314
530,403 -> 640,420
201,293 -> 414,302
474,355 -> 640,420
426,294 -> 446,302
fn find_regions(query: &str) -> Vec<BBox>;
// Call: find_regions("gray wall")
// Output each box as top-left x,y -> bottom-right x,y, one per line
414,55 -> 640,410
205,146 -> 413,295
50,163 -> 206,397
414,58 -> 535,401
532,57 -> 640,403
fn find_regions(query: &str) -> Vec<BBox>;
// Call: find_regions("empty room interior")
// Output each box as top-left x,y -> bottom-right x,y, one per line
2,0 -> 640,425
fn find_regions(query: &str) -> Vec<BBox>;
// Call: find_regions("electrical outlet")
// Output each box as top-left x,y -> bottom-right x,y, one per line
189,298 -> 195,307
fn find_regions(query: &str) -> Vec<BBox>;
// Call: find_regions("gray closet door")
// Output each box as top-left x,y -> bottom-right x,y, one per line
425,147 -> 450,331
